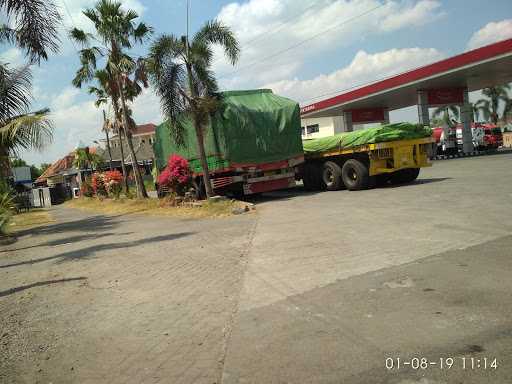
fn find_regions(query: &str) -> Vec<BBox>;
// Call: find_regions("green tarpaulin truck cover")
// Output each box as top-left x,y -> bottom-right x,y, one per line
302,123 -> 432,155
153,89 -> 304,173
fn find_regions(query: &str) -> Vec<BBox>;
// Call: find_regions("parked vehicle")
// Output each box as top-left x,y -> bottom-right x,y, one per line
432,126 -> 457,155
299,123 -> 433,191
153,90 -> 304,198
481,124 -> 503,149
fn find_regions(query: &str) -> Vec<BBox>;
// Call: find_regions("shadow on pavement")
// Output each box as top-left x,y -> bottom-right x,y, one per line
0,277 -> 87,298
15,215 -> 121,237
382,177 -> 452,189
0,232 -> 194,269
242,177 -> 451,204
0,232 -> 134,254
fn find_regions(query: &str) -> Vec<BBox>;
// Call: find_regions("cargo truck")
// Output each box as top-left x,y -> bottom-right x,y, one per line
153,90 -> 304,198
153,90 -> 433,197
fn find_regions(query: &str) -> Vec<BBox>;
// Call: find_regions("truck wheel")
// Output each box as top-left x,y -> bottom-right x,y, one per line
341,159 -> 369,191
390,168 -> 420,184
303,162 -> 323,191
322,161 -> 344,191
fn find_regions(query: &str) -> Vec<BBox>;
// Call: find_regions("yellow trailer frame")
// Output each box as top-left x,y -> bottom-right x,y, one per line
304,137 -> 434,176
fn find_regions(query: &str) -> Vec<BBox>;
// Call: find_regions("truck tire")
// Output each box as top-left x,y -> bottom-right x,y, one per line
341,159 -> 369,191
390,168 -> 420,184
303,162 -> 323,191
322,161 -> 344,191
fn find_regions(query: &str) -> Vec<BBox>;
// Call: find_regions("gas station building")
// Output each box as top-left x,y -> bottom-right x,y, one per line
300,38 -> 512,153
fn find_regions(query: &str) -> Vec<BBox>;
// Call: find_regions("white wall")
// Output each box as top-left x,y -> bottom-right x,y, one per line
301,116 -> 350,139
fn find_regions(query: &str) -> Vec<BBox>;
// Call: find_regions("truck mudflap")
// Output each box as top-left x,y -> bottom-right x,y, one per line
243,176 -> 296,195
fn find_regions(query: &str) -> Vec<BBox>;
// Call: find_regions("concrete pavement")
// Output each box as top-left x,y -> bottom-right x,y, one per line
222,153 -> 512,383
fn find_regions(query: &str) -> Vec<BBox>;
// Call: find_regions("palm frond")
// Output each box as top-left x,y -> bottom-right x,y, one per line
133,22 -> 153,43
0,109 -> 53,153
193,20 -> 240,65
69,28 -> 93,47
0,0 -> 61,63
0,64 -> 32,122
148,35 -> 185,74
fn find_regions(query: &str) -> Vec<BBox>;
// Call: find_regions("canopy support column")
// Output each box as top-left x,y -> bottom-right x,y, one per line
417,90 -> 430,126
461,88 -> 474,153
343,111 -> 353,132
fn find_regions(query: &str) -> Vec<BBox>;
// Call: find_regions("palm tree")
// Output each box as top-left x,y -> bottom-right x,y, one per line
73,147 -> 102,171
0,65 -> 53,178
431,105 -> 459,127
69,0 -> 152,198
0,1 -> 60,180
475,85 -> 511,125
88,69 -> 129,191
148,20 -> 240,198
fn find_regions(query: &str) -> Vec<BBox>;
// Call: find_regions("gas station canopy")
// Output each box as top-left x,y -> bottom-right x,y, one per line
300,39 -> 512,118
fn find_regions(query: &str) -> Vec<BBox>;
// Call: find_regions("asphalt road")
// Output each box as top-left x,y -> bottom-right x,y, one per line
1,152 -> 511,384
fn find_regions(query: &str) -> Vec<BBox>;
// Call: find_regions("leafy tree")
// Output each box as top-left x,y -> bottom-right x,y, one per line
431,105 -> 459,127
475,84 -> 511,125
40,163 -> 51,173
70,0 -> 152,198
30,165 -> 42,180
148,20 -> 240,198
73,147 -> 103,171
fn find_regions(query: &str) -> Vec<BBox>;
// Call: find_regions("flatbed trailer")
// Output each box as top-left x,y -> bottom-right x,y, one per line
299,137 -> 434,191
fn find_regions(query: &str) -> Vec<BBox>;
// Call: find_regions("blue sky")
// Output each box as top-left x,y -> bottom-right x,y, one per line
2,0 -> 512,166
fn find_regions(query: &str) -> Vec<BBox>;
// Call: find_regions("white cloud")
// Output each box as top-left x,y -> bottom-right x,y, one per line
52,87 -> 81,110
380,0 -> 444,31
54,0 -> 146,54
214,0 -> 445,88
264,47 -> 444,104
467,19 -> 512,50
130,87 -> 163,125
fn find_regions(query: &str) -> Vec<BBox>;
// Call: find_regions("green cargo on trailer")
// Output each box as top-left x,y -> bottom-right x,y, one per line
300,123 -> 434,191
153,89 -> 304,196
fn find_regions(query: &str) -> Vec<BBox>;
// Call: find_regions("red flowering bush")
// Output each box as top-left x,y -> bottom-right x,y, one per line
80,178 -> 94,197
158,154 -> 191,195
103,170 -> 123,198
91,173 -> 107,196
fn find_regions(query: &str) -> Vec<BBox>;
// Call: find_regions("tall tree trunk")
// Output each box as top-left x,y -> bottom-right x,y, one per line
116,76 -> 148,199
186,63 -> 214,198
112,100 -> 129,193
117,125 -> 129,193
193,117 -> 214,198
0,146 -> 11,182
103,110 -> 113,171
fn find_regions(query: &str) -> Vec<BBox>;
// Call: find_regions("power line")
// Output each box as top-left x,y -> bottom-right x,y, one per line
61,0 -> 80,53
218,3 -> 384,80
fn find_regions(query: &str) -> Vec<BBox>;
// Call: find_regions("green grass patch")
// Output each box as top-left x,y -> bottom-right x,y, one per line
7,209 -> 54,233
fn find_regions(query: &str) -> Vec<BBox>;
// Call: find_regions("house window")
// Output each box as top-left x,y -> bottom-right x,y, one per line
149,137 -> 153,144
307,124 -> 319,134
141,139 -> 146,144
301,126 -> 305,135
